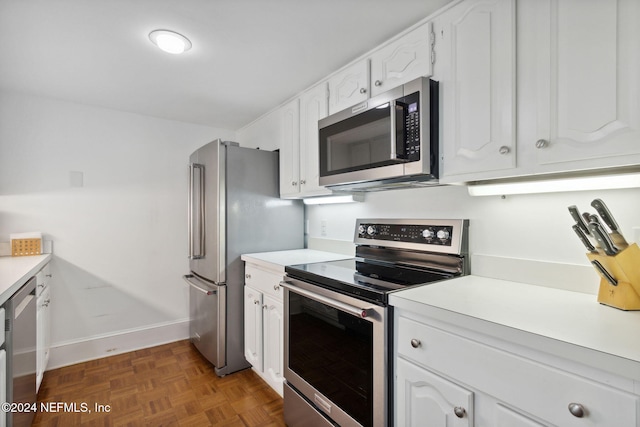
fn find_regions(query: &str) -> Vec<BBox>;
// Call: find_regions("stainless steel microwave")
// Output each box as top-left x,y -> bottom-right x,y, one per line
319,77 -> 438,191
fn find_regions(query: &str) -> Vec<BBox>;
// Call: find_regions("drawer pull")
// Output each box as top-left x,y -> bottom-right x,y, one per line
245,274 -> 251,279
410,339 -> 421,348
453,406 -> 466,418
568,403 -> 585,418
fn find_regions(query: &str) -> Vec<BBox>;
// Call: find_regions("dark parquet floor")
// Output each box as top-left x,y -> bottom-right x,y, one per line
32,339 -> 285,427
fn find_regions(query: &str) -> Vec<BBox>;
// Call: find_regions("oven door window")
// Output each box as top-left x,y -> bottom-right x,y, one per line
289,292 -> 373,426
319,103 -> 405,177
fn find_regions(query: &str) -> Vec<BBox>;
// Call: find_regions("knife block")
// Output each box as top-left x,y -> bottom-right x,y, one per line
586,243 -> 640,311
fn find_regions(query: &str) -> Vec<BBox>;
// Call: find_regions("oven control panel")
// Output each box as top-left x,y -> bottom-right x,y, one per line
354,219 -> 468,255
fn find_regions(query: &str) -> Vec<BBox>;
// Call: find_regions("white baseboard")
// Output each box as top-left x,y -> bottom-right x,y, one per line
48,318 -> 190,369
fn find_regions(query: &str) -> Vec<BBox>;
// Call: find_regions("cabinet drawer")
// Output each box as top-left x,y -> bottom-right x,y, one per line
244,264 -> 284,300
397,315 -> 639,426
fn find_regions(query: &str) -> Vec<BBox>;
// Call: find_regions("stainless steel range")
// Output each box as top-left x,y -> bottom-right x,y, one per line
281,218 -> 469,427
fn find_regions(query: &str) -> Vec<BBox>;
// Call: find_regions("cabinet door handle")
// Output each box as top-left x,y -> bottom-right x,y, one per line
374,80 -> 382,87
453,406 -> 466,418
273,284 -> 280,291
568,403 -> 585,418
292,181 -> 298,186
499,146 -> 510,155
300,179 -> 306,185
359,87 -> 367,94
245,273 -> 251,279
254,299 -> 260,305
410,338 -> 421,348
535,139 -> 549,149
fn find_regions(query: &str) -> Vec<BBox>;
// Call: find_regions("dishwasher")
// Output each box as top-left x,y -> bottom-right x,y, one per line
5,277 -> 37,427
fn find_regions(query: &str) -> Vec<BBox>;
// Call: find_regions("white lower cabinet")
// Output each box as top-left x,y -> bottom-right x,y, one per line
395,310 -> 639,427
243,263 -> 285,396
0,348 -> 5,427
35,263 -> 51,392
396,357 -> 473,427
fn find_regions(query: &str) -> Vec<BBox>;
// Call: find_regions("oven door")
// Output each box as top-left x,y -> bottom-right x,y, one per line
281,277 -> 388,427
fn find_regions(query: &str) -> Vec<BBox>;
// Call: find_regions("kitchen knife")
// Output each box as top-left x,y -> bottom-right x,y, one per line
591,198 -> 629,249
568,206 -> 590,235
588,222 -> 619,256
591,260 -> 618,287
588,214 -> 602,226
572,224 -> 597,253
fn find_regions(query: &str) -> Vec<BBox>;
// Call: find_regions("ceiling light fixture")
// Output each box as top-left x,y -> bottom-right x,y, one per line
148,29 -> 192,54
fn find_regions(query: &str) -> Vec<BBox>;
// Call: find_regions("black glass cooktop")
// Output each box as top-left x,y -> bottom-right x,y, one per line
285,258 -> 453,305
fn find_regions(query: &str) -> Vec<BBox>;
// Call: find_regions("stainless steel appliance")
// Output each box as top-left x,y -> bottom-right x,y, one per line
318,78 -> 439,192
282,218 -> 469,427
5,277 -> 37,427
183,139 -> 304,376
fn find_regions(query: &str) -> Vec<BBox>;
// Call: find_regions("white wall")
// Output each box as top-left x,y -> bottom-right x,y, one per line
0,91 -> 235,365
306,184 -> 640,291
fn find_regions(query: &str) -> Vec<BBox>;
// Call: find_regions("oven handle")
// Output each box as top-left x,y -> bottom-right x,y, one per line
280,281 -> 370,318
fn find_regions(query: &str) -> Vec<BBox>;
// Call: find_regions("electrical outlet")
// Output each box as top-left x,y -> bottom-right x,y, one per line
321,219 -> 327,237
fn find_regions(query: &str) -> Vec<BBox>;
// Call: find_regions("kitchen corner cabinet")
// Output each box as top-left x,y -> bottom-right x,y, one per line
243,262 -> 285,396
394,308 -> 639,427
523,0 -> 640,174
328,21 -> 434,115
436,0 -> 517,182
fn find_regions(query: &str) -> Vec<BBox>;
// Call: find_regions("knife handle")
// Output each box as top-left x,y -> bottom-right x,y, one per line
591,199 -> 619,231
591,260 -> 618,287
568,206 -> 590,235
588,222 -> 618,256
572,224 -> 596,253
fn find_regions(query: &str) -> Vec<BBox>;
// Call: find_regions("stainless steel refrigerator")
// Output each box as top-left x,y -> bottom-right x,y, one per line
183,139 -> 303,376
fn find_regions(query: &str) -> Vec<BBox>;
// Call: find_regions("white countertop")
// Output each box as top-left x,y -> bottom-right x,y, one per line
0,254 -> 52,305
241,249 -> 352,271
390,275 -> 640,381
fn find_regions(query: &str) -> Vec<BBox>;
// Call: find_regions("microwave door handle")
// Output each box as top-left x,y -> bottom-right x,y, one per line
389,99 -> 398,160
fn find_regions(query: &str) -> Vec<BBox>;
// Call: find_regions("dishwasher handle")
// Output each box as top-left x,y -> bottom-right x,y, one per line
183,274 -> 219,295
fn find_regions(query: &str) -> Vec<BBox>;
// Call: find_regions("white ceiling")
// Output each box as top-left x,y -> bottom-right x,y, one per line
0,0 -> 452,130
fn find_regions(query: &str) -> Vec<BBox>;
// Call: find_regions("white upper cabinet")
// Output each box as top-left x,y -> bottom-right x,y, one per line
527,0 -> 640,173
328,21 -> 435,115
328,60 -> 369,115
277,99 -> 301,198
437,0 -> 517,182
370,22 -> 434,97
299,82 -> 332,197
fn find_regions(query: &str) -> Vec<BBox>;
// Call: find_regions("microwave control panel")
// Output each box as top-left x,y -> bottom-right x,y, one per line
398,91 -> 421,161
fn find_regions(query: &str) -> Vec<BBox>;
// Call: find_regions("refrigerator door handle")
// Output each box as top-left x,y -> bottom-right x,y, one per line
188,163 -> 205,259
183,274 -> 218,295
